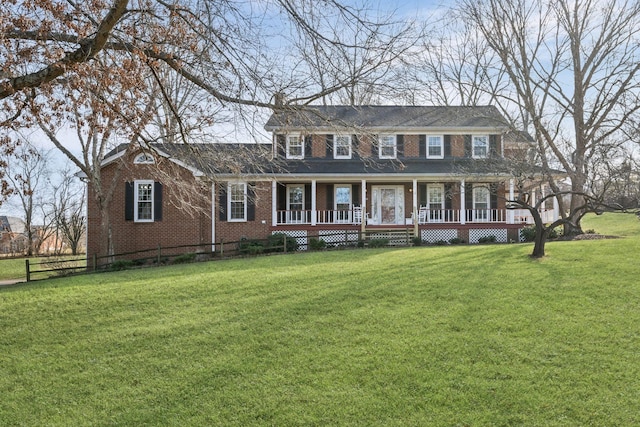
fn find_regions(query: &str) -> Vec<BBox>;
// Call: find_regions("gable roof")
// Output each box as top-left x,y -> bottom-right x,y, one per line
264,105 -> 508,132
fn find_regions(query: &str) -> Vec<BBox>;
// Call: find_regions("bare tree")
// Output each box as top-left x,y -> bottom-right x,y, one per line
2,140 -> 50,256
52,171 -> 86,255
455,0 -> 640,235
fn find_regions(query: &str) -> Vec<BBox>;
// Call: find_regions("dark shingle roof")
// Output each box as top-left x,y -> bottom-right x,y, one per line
264,105 -> 508,131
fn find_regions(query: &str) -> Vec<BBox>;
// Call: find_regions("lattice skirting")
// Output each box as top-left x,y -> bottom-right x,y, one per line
316,230 -> 360,246
421,229 -> 458,243
469,228 -> 508,243
274,230 -> 307,251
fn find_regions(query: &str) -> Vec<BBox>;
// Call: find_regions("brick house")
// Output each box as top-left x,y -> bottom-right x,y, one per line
86,105 -> 558,259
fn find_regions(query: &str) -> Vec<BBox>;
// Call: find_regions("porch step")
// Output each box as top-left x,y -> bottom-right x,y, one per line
364,228 -> 414,246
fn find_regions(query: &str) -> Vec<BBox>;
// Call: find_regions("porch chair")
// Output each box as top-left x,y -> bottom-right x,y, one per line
353,206 -> 363,224
417,206 -> 428,224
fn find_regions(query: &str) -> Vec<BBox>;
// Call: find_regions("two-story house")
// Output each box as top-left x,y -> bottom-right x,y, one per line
86,105 -> 557,259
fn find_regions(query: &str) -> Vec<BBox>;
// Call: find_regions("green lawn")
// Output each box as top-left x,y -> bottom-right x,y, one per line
1,213 -> 639,425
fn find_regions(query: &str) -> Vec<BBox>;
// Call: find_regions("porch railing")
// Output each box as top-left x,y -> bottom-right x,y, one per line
415,209 -> 460,224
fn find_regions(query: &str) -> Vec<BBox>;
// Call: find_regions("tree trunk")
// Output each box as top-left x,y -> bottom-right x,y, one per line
531,227 -> 549,258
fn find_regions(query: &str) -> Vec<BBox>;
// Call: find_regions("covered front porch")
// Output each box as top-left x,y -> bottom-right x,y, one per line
271,179 -> 558,229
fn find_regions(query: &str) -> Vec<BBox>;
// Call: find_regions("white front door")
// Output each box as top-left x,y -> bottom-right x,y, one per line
371,186 -> 404,225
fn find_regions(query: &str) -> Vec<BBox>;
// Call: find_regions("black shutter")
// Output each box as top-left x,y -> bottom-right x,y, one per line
325,134 -> 333,158
419,135 -> 426,157
372,135 -> 378,156
125,182 -> 134,221
444,183 -> 453,210
304,184 -> 312,210
277,135 -> 286,158
444,135 -> 452,157
247,183 -> 256,221
326,184 -> 334,210
464,135 -> 472,157
352,184 -> 360,206
397,135 -> 404,158
465,184 -> 473,210
419,183 -> 427,207
154,182 -> 163,221
219,183 -> 227,221
490,183 -> 499,221
304,135 -> 312,159
277,183 -> 287,211
489,135 -> 498,157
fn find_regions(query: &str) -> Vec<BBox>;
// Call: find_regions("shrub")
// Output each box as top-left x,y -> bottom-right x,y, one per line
411,237 -> 423,246
110,260 -> 134,271
368,238 -> 389,248
308,238 -> 327,251
520,225 -> 536,242
478,235 -> 497,244
267,233 -> 299,252
172,252 -> 197,264
449,237 -> 466,245
238,238 -> 265,255
548,227 -> 562,239
433,239 -> 448,246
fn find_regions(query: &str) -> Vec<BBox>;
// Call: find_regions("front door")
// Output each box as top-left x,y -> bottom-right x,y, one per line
371,186 -> 404,225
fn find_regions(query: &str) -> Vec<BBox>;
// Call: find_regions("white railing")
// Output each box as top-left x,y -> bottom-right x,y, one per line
415,209 -> 460,224
465,209 -> 506,223
512,209 -> 556,224
316,209 -> 354,224
276,210 -> 312,225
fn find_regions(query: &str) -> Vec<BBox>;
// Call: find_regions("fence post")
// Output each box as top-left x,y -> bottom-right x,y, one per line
25,259 -> 30,282
93,253 -> 97,271
220,240 -> 224,257
157,244 -> 162,264
283,234 -> 287,253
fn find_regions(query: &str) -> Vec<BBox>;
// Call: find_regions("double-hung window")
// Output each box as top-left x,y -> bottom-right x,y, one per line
427,185 -> 444,222
134,180 -> 154,222
334,135 -> 352,159
472,135 -> 489,158
379,135 -> 396,159
228,183 -> 247,222
286,135 -> 304,159
427,135 -> 444,158
473,186 -> 490,221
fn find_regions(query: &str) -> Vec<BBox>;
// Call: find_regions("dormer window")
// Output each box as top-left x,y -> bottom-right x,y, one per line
427,135 -> 444,159
134,153 -> 155,164
379,135 -> 396,159
472,135 -> 489,158
334,135 -> 352,159
286,135 -> 304,159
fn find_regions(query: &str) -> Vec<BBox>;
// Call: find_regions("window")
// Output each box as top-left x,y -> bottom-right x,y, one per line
134,153 -> 155,164
135,180 -> 154,222
228,183 -> 247,221
334,135 -> 352,159
473,135 -> 489,158
473,186 -> 490,221
335,185 -> 352,223
427,135 -> 443,158
427,185 -> 444,221
286,135 -> 304,159
287,184 -> 305,223
379,135 -> 396,159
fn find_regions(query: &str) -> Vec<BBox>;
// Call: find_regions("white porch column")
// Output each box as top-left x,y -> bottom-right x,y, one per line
361,179 -> 367,233
553,194 -> 560,222
412,179 -> 418,236
271,180 -> 277,227
460,179 -> 466,225
211,182 -> 216,252
508,178 -> 515,224
311,180 -> 317,226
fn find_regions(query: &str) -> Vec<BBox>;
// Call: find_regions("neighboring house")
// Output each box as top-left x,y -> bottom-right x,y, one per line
86,105 -> 560,259
0,215 -> 28,255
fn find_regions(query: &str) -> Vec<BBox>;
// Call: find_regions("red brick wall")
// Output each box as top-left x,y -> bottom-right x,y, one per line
87,152 -> 212,259
214,181 -> 272,244
403,135 -> 419,158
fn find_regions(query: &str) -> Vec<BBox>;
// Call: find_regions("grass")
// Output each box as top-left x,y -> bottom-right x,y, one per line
1,213 -> 639,425
0,255 -> 86,282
